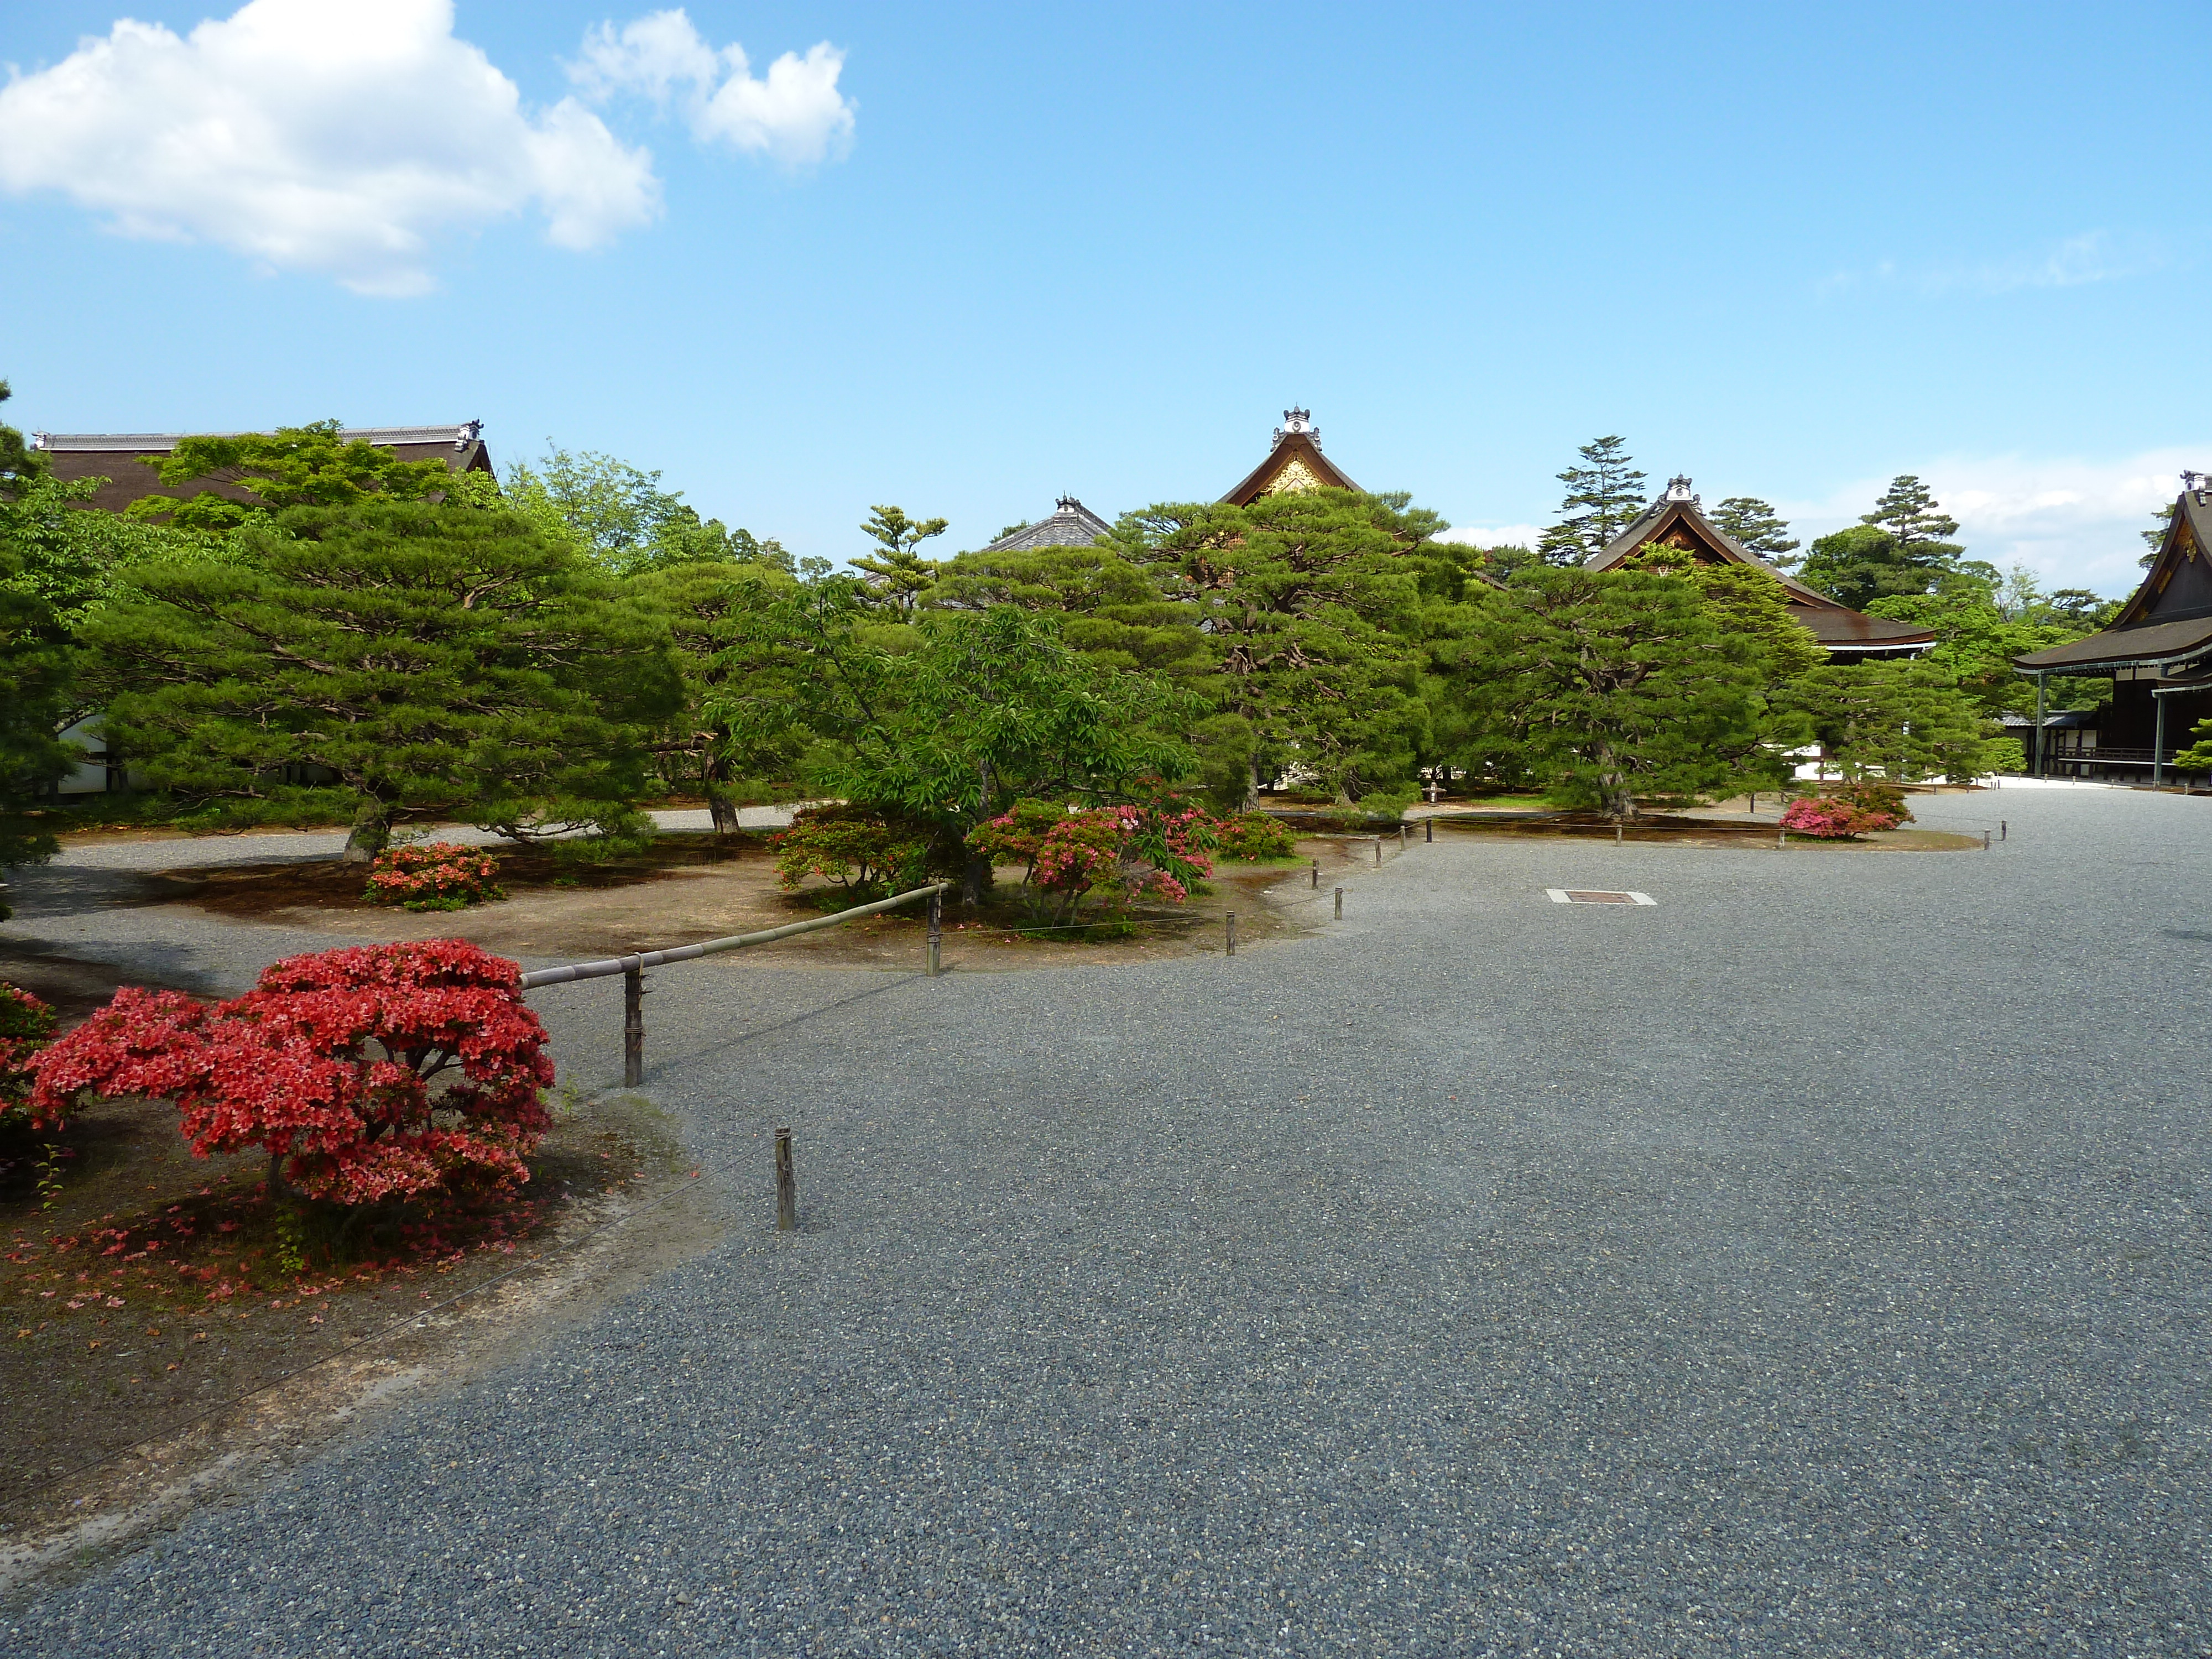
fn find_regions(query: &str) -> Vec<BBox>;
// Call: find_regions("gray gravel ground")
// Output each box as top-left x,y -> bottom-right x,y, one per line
5,783 -> 2210,1655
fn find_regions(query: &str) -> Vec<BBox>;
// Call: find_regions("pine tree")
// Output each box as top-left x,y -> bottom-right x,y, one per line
1709,497 -> 1800,564
2140,501 -> 2177,568
1860,476 -> 1960,555
1536,436 -> 1647,566
852,505 -> 950,615
0,382 -> 75,909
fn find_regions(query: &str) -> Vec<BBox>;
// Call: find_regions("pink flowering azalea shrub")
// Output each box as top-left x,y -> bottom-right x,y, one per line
1,980 -> 59,1128
28,940 -> 554,1207
364,842 -> 505,912
1211,811 -> 1298,862
969,799 -> 1215,926
1780,796 -> 1900,839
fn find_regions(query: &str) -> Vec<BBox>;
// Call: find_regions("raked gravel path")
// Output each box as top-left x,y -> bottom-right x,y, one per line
5,782 -> 2210,1656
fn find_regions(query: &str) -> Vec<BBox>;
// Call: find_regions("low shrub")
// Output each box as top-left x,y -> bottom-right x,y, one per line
1832,779 -> 1914,824
364,842 -> 505,911
1,981 -> 58,1126
29,940 -> 554,1207
1780,796 -> 1900,839
970,800 -> 1215,927
1211,812 -> 1298,862
769,804 -> 931,900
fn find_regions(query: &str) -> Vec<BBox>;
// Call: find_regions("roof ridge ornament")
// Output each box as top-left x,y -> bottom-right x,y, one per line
1272,408 -> 1319,448
1666,474 -> 1698,503
1055,495 -> 1082,513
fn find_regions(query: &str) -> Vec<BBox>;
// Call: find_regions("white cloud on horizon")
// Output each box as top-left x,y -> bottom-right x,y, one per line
1437,522 -> 1547,550
571,9 -> 855,168
1777,445 -> 2210,595
0,0 -> 659,296
1820,229 -> 2163,299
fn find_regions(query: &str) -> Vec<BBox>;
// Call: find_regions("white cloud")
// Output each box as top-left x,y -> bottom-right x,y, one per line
0,0 -> 658,296
1438,523 -> 1547,550
1779,446 -> 2212,595
572,9 -> 855,168
1820,231 -> 2162,299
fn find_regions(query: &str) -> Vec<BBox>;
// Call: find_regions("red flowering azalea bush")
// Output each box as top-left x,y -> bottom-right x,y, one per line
1,980 -> 59,1128
1780,796 -> 1900,839
970,799 -> 1215,926
28,940 -> 554,1207
1211,811 -> 1298,862
364,842 -> 505,911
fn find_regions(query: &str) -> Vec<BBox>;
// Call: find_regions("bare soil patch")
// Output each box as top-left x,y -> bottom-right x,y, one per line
141,832 -> 1374,971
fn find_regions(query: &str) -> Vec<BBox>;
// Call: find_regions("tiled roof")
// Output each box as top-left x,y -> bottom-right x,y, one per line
32,422 -> 483,453
979,498 -> 1114,554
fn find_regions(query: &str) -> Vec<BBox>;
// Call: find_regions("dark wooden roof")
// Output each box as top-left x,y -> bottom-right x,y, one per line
978,497 -> 1114,554
1587,485 -> 1936,655
1220,429 -> 1360,506
2017,489 -> 2212,674
30,422 -> 492,515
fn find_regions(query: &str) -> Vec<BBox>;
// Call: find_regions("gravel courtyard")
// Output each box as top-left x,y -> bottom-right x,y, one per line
4,782 -> 2208,1656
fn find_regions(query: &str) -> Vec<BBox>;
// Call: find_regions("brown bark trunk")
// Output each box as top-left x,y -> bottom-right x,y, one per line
341,801 -> 391,864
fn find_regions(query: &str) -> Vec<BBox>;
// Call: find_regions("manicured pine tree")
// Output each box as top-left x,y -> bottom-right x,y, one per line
852,505 -> 950,616
1860,475 -> 1960,557
1536,435 -> 1648,566
1709,497 -> 1800,565
0,382 -> 75,911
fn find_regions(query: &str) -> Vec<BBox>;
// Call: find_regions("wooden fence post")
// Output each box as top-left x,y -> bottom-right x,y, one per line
623,967 -> 644,1087
1425,818 -> 1433,843
1225,911 -> 1237,956
1333,886 -> 1344,920
774,1128 -> 796,1232
1373,838 -> 1381,865
1310,858 -> 1319,888
926,887 -> 943,977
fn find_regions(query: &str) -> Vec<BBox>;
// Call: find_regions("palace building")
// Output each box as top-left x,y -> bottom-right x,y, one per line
2013,478 -> 2212,781
29,421 -> 492,516
1584,476 -> 1937,662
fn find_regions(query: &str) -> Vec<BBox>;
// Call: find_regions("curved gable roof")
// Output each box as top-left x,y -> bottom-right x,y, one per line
1220,429 -> 1360,505
978,497 -> 1115,554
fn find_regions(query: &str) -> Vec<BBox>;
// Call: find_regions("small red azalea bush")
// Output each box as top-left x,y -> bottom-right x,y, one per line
28,940 -> 553,1207
1780,796 -> 1900,839
1211,811 -> 1298,862
969,799 -> 1215,926
364,842 -> 505,911
770,805 -> 932,902
1,980 -> 59,1127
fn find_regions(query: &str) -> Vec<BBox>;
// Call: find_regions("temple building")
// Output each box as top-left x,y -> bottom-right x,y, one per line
2013,478 -> 2212,781
1585,476 -> 1936,662
975,495 -> 1114,554
28,421 -> 492,515
1221,409 -> 1360,504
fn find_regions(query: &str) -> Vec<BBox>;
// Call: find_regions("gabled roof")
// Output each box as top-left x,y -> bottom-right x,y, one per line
978,497 -> 1114,554
1220,410 -> 1361,505
29,421 -> 492,515
2016,489 -> 2212,674
1586,478 -> 1935,654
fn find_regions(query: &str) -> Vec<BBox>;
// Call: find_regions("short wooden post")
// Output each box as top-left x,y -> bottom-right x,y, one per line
2000,820 -> 2007,841
774,1128 -> 796,1231
1615,823 -> 1623,846
1225,911 -> 1237,956
1776,825 -> 1786,851
1425,818 -> 1432,843
926,887 -> 943,977
622,966 -> 644,1087
1373,838 -> 1381,865
1310,858 -> 1319,888
1399,825 -> 1407,848
1333,886 -> 1344,920
1983,829 -> 1991,851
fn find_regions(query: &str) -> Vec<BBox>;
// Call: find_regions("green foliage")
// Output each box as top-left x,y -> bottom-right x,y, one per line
82,500 -> 682,860
2173,716 -> 2212,774
713,582 -> 1197,898
769,804 -> 932,901
852,505 -> 950,616
1537,436 -> 1648,566
925,540 -> 1209,678
2141,500 -> 2177,567
1452,567 -> 1787,817
1624,546 -> 1824,681
1861,474 -> 1961,552
1783,661 -> 1996,783
1865,568 -> 2114,716
501,445 -> 780,576
1109,488 -> 1442,805
1212,811 -> 1298,860
124,420 -> 456,531
1795,476 -> 1969,609
0,383 -> 76,903
1709,497 -> 1800,564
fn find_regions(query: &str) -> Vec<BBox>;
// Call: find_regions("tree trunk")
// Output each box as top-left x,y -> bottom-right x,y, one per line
1242,761 -> 1263,814
341,800 -> 391,864
703,751 -> 741,836
960,854 -> 992,911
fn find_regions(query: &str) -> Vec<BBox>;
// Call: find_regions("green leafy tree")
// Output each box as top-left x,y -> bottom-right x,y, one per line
924,540 -> 1208,679
1709,497 -> 1800,564
1797,476 -> 1967,608
501,445 -> 781,576
0,383 -> 76,908
1451,567 -> 1787,817
2175,715 -> 2212,773
1623,545 -> 1825,682
852,505 -> 950,616
123,421 -> 457,531
1784,661 -> 1995,783
712,581 -> 1196,903
1536,436 -> 1648,566
84,501 -> 682,860
1108,488 -> 1442,807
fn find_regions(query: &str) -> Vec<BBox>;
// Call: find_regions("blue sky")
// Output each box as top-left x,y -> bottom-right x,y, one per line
4,1 -> 2203,593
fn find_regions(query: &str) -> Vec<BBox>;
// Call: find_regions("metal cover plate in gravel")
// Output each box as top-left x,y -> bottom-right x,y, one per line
1548,888 -> 1656,905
